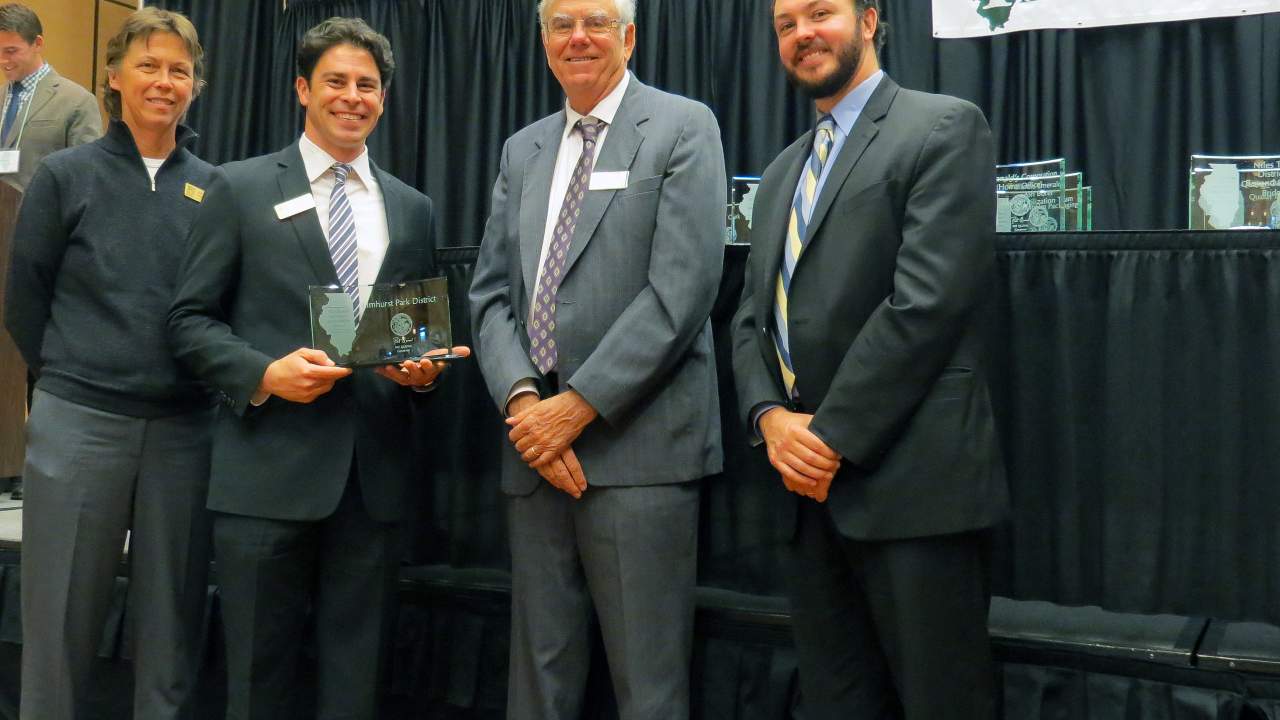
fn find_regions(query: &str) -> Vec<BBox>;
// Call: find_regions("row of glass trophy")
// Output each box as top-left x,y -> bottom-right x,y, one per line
1189,155 -> 1280,230
996,158 -> 1092,232
723,161 -> 1098,242
726,176 -> 760,245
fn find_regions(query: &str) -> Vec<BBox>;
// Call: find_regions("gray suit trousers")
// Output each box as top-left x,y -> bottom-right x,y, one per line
212,477 -> 398,720
20,389 -> 212,720
507,481 -> 699,720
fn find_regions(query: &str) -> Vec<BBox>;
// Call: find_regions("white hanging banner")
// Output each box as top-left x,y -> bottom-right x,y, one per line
932,0 -> 1280,38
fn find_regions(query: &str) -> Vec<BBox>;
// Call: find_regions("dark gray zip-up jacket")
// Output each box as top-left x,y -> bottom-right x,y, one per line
5,119 -> 216,417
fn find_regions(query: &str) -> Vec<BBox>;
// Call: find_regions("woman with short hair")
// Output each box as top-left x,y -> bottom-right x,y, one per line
3,8 -> 215,718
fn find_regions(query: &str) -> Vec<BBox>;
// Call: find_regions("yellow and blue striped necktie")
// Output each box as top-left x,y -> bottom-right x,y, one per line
773,115 -> 836,399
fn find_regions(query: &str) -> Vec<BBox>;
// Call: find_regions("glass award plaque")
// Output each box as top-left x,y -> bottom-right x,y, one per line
996,158 -> 1066,181
996,170 -> 1078,194
1188,154 -> 1280,229
308,277 -> 459,367
1075,186 -> 1093,231
725,175 -> 761,245
995,172 -> 1080,232
996,160 -> 1084,232
997,184 -> 1092,232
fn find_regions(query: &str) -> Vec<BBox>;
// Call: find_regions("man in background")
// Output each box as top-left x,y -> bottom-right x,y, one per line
0,2 -> 101,499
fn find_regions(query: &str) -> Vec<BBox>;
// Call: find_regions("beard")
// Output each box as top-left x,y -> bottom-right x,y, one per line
784,35 -> 862,100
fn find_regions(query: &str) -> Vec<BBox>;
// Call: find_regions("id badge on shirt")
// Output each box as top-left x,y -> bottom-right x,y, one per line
0,150 -> 19,175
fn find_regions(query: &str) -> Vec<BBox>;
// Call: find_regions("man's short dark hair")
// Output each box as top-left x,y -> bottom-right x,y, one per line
297,17 -> 395,89
854,0 -> 888,53
0,4 -> 41,44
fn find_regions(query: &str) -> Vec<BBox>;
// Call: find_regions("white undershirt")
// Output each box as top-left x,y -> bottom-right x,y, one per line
142,156 -> 164,185
297,133 -> 390,311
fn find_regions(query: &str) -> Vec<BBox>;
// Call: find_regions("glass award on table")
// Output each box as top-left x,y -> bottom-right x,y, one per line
996,159 -> 1074,232
725,175 -> 761,245
1188,154 -> 1280,229
996,184 -> 1093,232
996,157 -> 1066,181
1073,186 -> 1094,231
995,171 -> 1079,232
308,277 -> 460,367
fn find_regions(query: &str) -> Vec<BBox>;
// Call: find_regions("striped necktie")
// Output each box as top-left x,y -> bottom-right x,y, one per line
773,115 -> 836,399
328,162 -> 361,320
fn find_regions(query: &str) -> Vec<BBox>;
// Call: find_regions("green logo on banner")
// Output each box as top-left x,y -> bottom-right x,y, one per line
977,0 -> 1015,30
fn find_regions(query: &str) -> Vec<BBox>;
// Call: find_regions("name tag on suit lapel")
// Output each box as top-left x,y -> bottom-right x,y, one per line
0,150 -> 18,175
274,193 -> 316,220
589,170 -> 628,191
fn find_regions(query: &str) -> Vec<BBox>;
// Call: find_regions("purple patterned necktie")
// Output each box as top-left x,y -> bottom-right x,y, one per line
528,118 -> 603,374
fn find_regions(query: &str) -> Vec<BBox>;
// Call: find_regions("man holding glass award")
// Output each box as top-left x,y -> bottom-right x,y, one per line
167,18 -> 467,719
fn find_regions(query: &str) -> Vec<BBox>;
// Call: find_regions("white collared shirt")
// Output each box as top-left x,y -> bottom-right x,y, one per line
531,70 -> 631,308
298,133 -> 390,311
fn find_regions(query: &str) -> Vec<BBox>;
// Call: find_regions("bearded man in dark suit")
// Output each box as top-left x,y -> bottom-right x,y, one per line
732,1 -> 1007,717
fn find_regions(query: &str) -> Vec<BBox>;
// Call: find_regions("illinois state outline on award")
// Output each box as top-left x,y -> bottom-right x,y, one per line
317,292 -> 357,356
739,183 -> 759,230
1199,164 -> 1244,229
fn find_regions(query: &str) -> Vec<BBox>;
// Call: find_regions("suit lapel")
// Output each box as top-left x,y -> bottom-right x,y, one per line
801,78 -> 898,248
560,85 -> 645,277
754,137 -> 810,356
276,143 -> 338,286
371,164 -> 410,284
519,116 -> 565,300
24,72 -> 57,119
1,73 -> 54,147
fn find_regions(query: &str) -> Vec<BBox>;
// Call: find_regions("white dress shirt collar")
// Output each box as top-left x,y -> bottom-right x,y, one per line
563,70 -> 630,129
294,132 -> 390,315
299,132 -> 375,186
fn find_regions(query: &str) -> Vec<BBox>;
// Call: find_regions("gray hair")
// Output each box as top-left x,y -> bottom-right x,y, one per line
537,0 -> 636,31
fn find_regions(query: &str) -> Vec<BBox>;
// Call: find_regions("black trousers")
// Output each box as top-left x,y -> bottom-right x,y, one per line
785,501 -> 996,720
213,475 -> 397,720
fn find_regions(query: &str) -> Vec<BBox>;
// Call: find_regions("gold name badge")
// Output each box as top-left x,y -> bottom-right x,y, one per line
184,183 -> 205,203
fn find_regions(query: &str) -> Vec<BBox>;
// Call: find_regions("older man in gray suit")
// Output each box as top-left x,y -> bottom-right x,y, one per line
468,0 -> 726,717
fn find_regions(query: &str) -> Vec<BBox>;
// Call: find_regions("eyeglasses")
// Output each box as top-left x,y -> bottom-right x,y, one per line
545,14 -> 622,37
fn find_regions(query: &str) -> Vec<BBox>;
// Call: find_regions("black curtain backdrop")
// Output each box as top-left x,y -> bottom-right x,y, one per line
988,231 -> 1280,624
153,0 -> 1280,237
410,234 -> 1280,624
140,1 -> 1280,620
